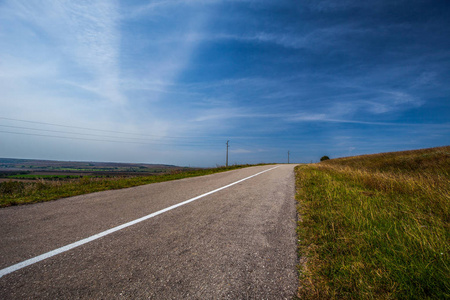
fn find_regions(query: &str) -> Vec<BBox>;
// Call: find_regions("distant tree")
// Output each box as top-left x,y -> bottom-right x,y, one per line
320,155 -> 330,162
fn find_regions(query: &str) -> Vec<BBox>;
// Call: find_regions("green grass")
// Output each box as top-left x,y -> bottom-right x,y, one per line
8,174 -> 84,179
0,164 -> 260,207
295,146 -> 449,299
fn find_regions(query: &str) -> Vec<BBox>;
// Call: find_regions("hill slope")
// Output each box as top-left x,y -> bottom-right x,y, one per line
323,146 -> 450,174
295,146 -> 449,299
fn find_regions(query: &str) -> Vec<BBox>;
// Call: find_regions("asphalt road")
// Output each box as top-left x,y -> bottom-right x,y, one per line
0,164 -> 298,299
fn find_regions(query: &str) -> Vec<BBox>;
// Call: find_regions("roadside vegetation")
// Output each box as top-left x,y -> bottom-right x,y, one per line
6,174 -> 86,180
0,164 -> 258,207
295,146 -> 449,299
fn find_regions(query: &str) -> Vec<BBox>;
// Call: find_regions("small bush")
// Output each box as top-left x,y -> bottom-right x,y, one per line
320,156 -> 330,161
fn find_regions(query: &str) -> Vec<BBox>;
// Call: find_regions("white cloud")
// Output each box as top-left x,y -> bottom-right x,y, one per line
230,148 -> 253,154
290,113 -> 328,122
1,0 -> 123,104
185,23 -> 370,51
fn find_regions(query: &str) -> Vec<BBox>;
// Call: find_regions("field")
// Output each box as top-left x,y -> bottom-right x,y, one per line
0,159 -> 260,207
6,174 -> 88,180
295,146 -> 449,299
0,158 -> 181,181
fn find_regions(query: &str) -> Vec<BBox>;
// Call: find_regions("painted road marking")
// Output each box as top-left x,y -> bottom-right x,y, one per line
0,166 -> 279,278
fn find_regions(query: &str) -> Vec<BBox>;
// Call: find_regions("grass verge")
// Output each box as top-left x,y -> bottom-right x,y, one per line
295,146 -> 449,299
0,165 -> 260,207
7,174 -> 85,180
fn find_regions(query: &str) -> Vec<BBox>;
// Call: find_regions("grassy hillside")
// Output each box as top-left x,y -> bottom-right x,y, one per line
295,146 -> 449,299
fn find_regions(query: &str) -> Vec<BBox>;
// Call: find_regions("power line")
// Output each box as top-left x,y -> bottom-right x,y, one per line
0,116 -> 304,151
0,116 -> 298,141
0,116 -> 177,138
0,116 -> 227,140
0,130 -> 221,147
0,124 -> 157,142
0,124 -> 221,146
0,130 -> 148,144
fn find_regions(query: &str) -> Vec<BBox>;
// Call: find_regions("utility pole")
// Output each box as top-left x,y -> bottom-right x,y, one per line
226,140 -> 229,167
288,150 -> 290,164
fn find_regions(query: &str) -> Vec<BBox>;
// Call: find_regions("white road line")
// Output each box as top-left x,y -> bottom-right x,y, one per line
0,166 -> 279,278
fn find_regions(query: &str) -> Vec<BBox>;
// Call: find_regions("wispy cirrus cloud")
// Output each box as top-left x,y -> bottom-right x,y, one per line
1,0 -> 123,104
119,1 -> 212,106
191,105 -> 416,127
125,0 -> 262,18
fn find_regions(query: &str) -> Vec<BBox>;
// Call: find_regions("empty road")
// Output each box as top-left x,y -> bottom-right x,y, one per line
0,165 -> 298,299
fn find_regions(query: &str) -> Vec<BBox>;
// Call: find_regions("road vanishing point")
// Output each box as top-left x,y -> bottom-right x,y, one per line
0,165 -> 298,299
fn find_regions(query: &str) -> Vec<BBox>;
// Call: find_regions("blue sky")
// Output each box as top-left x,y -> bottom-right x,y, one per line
1,0 -> 449,167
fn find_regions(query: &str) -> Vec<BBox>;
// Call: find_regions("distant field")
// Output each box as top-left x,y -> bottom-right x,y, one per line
295,146 -> 449,299
0,158 -> 179,174
0,164 -> 260,207
0,158 -> 186,183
